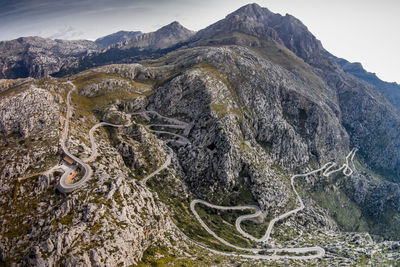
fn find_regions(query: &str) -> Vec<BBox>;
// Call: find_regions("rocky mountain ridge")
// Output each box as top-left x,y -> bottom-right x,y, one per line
0,37 -> 98,79
0,3 -> 399,266
118,21 -> 194,50
95,30 -> 142,48
0,22 -> 194,79
332,55 -> 400,112
191,3 -> 324,63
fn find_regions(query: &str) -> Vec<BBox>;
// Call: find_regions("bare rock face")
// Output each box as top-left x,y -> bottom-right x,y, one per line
335,73 -> 400,181
191,3 -> 324,62
333,56 -> 400,112
80,78 -> 135,97
0,37 -> 99,79
117,21 -> 194,51
346,173 -> 400,217
0,85 -> 59,138
147,46 -> 348,217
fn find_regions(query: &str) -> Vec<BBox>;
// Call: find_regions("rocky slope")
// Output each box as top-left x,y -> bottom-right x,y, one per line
0,3 -> 399,266
0,37 -> 98,79
190,3 -> 325,64
0,77 -> 179,265
118,21 -> 194,51
0,22 -> 194,79
53,22 -> 195,76
332,55 -> 400,112
187,3 -> 400,182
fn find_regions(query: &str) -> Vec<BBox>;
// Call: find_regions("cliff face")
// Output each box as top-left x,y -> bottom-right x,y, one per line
191,3 -> 324,63
188,3 -> 400,182
1,3 -> 400,266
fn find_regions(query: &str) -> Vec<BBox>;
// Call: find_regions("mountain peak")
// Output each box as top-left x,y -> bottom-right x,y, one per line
157,21 -> 191,33
192,4 -> 323,62
169,21 -> 182,27
154,21 -> 194,39
231,3 -> 273,18
95,30 -> 142,48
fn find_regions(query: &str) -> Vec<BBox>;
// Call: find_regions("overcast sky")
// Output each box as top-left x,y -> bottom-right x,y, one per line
0,0 -> 398,83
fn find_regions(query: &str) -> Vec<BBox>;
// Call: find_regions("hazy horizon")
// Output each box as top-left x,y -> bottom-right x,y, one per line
0,0 -> 398,83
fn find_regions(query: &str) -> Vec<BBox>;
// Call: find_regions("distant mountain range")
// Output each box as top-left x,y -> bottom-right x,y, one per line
1,5 -> 398,112
0,21 -> 193,79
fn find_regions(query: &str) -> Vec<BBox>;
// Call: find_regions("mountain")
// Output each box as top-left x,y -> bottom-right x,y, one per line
191,3 -> 325,65
0,3 -> 399,266
332,56 -> 400,111
52,21 -> 194,76
0,36 -> 98,78
95,30 -> 142,48
119,21 -> 194,50
0,22 -> 194,79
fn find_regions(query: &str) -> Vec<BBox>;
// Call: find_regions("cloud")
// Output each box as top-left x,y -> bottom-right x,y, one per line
47,25 -> 85,40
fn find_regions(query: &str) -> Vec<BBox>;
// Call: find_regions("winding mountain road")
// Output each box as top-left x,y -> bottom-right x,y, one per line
140,154 -> 172,185
133,110 -> 189,126
17,81 -> 358,261
54,90 -> 353,259
147,129 -> 190,145
85,120 -> 133,163
56,104 -> 190,192
57,81 -> 93,193
190,148 -> 358,259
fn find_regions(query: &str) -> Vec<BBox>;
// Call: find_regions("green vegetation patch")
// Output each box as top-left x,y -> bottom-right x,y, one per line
0,79 -> 32,98
73,72 -> 126,89
137,245 -> 183,266
308,174 -> 370,233
147,172 -> 237,252
71,88 -> 141,114
195,204 -> 257,248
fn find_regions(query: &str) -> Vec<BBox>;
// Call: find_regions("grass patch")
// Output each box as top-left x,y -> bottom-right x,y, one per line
0,79 -> 32,98
147,172 -> 238,253
58,212 -> 74,226
71,89 -> 142,115
308,174 -> 370,233
196,204 -> 257,248
137,245 -> 185,266
73,72 -> 127,89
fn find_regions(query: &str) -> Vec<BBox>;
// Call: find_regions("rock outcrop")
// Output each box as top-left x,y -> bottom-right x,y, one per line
119,21 -> 194,50
0,85 -> 59,138
0,83 -> 176,265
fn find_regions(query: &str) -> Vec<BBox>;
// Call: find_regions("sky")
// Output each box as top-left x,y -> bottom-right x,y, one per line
0,0 -> 398,83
